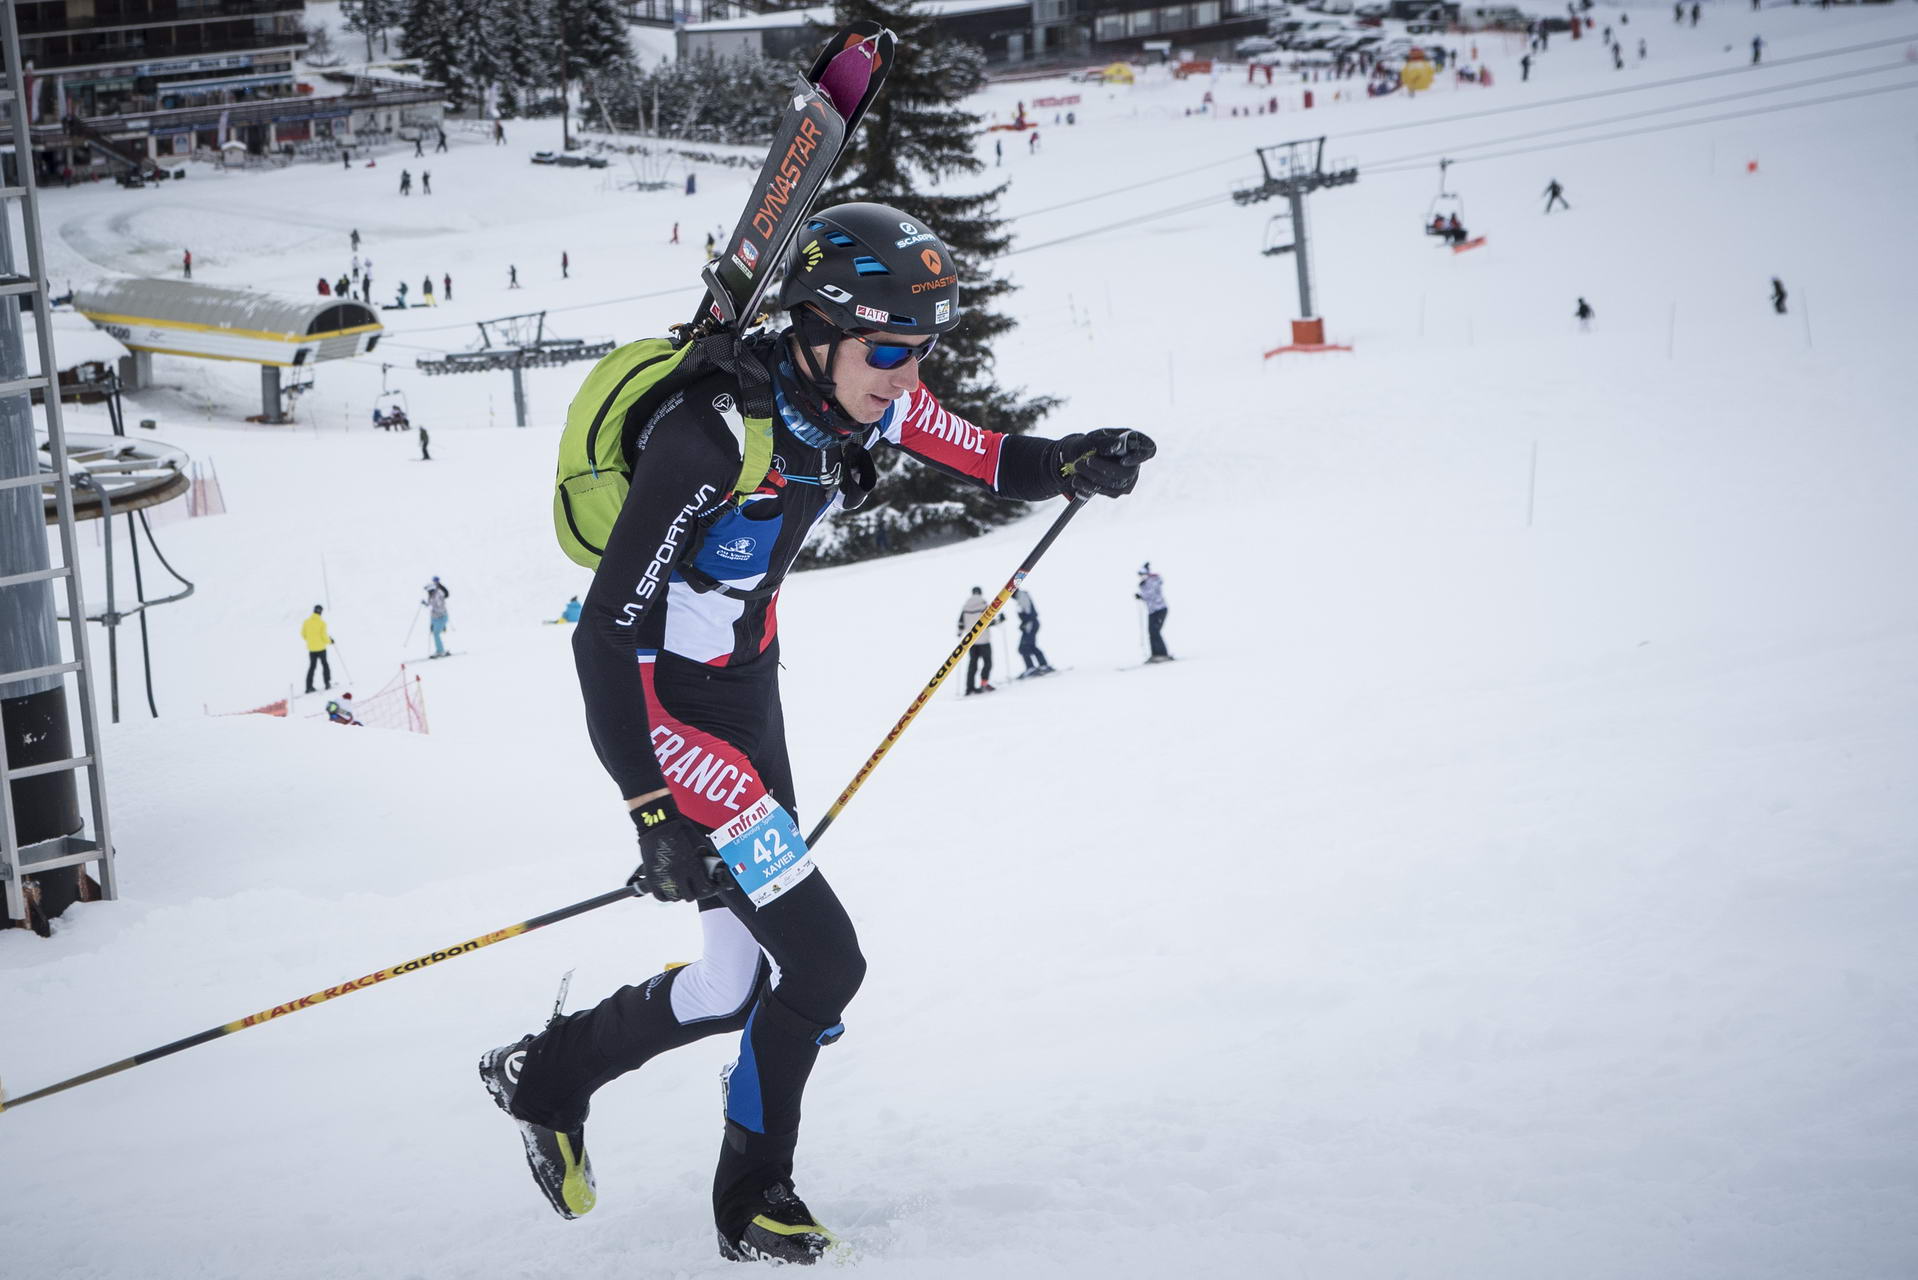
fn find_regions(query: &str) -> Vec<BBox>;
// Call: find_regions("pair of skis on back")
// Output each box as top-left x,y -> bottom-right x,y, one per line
694,22 -> 898,337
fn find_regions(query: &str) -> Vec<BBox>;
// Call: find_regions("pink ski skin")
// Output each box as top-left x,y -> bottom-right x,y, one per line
816,37 -> 878,118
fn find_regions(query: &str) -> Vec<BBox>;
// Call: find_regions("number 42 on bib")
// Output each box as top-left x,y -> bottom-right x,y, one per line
711,794 -> 816,908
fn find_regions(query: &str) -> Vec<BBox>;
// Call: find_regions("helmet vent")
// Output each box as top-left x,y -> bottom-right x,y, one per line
824,231 -> 857,246
852,256 -> 890,276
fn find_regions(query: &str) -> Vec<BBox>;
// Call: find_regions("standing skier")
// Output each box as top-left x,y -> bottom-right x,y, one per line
1013,587 -> 1052,677
1136,563 -> 1172,663
423,577 -> 450,656
1543,178 -> 1571,213
562,251 -> 570,279
958,585 -> 1001,695
478,201 -> 1155,1264
182,248 -> 192,279
1771,277 -> 1788,314
1575,297 -> 1595,330
301,605 -> 333,693
444,272 -> 453,302
419,426 -> 432,461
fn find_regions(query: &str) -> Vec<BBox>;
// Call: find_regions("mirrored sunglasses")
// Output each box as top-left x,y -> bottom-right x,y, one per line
847,330 -> 939,371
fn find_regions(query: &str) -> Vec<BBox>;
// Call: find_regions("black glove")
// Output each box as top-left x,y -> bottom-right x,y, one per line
838,440 -> 878,512
627,798 -> 718,903
1055,429 -> 1157,499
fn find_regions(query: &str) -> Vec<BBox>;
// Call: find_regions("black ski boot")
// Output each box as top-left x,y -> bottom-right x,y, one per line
717,1180 -> 839,1265
478,1035 -> 597,1219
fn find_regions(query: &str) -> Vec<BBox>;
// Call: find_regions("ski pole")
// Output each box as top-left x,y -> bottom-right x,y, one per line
402,602 -> 423,648
4,491 -> 1098,1113
0,885 -> 637,1115
806,495 -> 1088,849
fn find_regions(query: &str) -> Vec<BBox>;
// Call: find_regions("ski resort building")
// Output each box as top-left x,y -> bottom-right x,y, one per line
678,0 -> 1269,66
9,2 -> 445,183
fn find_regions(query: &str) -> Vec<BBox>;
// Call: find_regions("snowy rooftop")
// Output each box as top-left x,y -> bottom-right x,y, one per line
26,309 -> 130,370
684,0 -> 1027,34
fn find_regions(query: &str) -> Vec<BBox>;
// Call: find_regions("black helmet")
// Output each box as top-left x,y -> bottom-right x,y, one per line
778,202 -> 960,336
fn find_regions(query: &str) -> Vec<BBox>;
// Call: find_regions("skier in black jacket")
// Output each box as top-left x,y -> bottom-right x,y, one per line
479,202 -> 1155,1264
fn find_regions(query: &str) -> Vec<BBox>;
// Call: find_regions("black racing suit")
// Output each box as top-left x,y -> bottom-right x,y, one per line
512,343 -> 1072,1235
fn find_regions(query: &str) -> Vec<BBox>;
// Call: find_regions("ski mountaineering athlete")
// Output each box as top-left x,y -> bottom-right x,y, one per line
478,201 -> 1158,1264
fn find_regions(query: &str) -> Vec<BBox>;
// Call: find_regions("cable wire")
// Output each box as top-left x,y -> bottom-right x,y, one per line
1004,31 -> 1918,222
1006,77 -> 1918,254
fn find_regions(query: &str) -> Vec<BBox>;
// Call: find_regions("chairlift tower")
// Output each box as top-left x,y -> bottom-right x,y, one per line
1,1 -> 119,934
415,312 -> 615,427
1233,137 -> 1358,350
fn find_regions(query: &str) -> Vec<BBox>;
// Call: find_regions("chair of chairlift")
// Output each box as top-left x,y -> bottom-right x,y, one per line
1425,192 -> 1464,238
1262,214 -> 1296,257
1424,157 -> 1466,239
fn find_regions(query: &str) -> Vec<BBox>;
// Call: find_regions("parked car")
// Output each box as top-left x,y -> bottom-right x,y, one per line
1405,9 -> 1451,34
1236,35 -> 1282,55
1460,5 -> 1527,29
1280,19 -> 1351,46
1298,24 -> 1363,49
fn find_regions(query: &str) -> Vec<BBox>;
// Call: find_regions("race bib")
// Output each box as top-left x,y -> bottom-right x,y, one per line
711,794 -> 815,909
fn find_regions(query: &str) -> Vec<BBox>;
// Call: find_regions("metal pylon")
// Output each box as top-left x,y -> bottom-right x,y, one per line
0,1 -> 119,928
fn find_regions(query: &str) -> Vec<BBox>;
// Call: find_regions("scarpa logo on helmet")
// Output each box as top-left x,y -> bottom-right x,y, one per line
895,220 -> 937,249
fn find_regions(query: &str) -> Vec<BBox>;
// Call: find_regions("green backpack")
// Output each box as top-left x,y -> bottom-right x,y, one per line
554,336 -> 776,571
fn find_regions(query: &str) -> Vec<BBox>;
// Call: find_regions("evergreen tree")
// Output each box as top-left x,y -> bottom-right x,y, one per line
344,0 -> 406,61
399,0 -> 465,106
595,52 -> 794,144
803,0 -> 1058,565
496,0 -> 558,118
549,0 -> 633,147
450,0 -> 511,114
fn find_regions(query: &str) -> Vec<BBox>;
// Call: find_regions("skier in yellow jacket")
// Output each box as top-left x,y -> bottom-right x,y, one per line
301,605 -> 334,694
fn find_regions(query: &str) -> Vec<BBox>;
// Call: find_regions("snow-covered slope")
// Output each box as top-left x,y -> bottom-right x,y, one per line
3,7 -> 1915,1278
